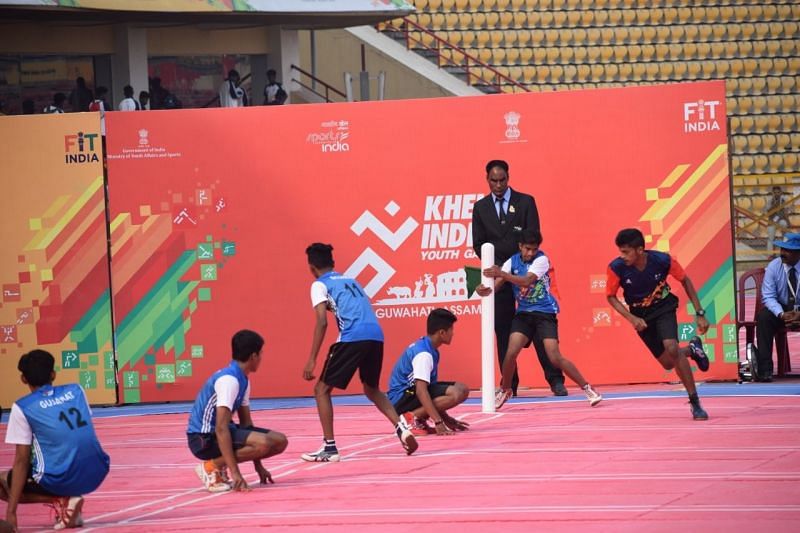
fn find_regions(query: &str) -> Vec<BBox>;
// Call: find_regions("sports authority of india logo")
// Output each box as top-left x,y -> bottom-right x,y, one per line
306,119 -> 350,153
138,129 -> 149,146
683,100 -> 721,133
63,131 -> 101,164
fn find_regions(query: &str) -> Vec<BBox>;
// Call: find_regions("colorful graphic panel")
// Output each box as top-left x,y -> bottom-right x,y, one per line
0,113 -> 116,406
105,81 -> 736,403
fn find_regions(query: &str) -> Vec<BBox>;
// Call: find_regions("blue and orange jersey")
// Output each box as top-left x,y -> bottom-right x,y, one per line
606,250 -> 686,308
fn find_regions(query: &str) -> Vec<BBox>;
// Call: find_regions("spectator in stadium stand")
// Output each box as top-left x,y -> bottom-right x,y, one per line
148,77 -> 169,110
263,69 -> 287,105
472,159 -> 567,397
118,85 -> 141,111
22,99 -> 35,115
139,90 -> 150,110
68,76 -> 93,112
219,69 -> 247,108
766,186 -> 791,254
42,93 -> 66,114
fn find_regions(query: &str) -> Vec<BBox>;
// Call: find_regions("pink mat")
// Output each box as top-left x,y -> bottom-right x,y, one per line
2,389 -> 800,532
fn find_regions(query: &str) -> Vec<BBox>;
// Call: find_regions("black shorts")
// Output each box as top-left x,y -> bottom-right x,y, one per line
187,423 -> 271,461
6,468 -> 56,497
510,312 -> 559,341
637,310 -> 679,358
321,340 -> 383,389
393,381 -> 456,414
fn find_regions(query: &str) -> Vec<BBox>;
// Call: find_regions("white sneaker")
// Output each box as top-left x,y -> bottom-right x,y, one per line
396,418 -> 419,455
301,443 -> 341,462
584,384 -> 603,407
52,496 -> 83,530
194,463 -> 232,493
495,388 -> 512,410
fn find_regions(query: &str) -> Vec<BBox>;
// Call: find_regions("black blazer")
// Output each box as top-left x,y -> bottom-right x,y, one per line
472,188 -> 540,265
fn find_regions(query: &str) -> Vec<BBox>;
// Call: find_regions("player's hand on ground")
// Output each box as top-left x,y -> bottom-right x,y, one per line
434,421 -> 455,436
482,265 -> 503,278
630,316 -> 647,331
302,360 -> 316,381
696,315 -> 710,335
4,512 -> 17,532
476,284 -> 492,297
442,414 -> 469,431
254,461 -> 274,485
230,471 -> 250,492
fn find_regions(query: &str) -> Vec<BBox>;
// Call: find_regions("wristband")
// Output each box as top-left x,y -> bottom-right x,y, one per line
434,420 -> 445,425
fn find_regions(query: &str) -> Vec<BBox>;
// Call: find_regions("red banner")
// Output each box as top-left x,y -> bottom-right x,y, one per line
105,81 -> 736,403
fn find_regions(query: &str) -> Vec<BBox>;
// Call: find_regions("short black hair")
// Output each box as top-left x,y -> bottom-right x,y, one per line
267,69 -> 277,76
228,69 -> 240,79
231,330 -> 264,362
18,349 -> 55,387
123,85 -> 134,97
485,159 -> 509,174
96,86 -> 108,97
54,92 -> 66,105
306,243 -> 334,269
519,228 -> 542,246
615,228 -> 645,248
427,308 -> 457,335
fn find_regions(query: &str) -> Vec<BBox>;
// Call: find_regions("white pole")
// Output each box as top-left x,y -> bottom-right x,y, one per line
480,243 -> 496,413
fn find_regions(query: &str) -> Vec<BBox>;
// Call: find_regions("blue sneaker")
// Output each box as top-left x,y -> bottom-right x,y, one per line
688,336 -> 710,372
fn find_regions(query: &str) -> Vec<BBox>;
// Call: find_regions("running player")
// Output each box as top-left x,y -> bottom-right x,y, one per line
606,228 -> 711,420
478,229 -> 603,409
1,349 -> 110,530
301,243 -> 417,461
387,308 -> 470,436
187,330 -> 288,493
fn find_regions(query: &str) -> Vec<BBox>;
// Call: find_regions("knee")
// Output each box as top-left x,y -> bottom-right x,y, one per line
455,383 -> 469,403
269,432 -> 289,455
314,381 -> 331,397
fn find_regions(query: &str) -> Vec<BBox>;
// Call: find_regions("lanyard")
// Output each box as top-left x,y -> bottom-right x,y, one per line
787,267 -> 797,309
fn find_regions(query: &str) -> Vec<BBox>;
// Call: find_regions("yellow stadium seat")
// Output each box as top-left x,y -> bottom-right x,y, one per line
573,28 -> 587,44
506,48 -> 520,65
580,10 -> 594,26
458,13 -> 472,28
781,77 -> 796,93
631,63 -> 646,81
482,0 -> 496,9
587,46 -> 601,62
526,11 -> 541,27
701,61 -> 716,78
642,26 -> 656,43
503,30 -> 517,47
508,66 -> 523,83
496,0 -> 510,9
563,64 -> 577,83
618,63 -> 633,81
659,62 -> 674,79
696,42 -> 711,59
782,114 -> 797,131
535,66 -> 551,84
784,154 -> 799,173
513,12 -> 527,28
758,58 -> 774,75
767,77 -> 782,93
752,96 -> 767,114
730,116 -> 741,133
519,47 -> 533,64
687,61 -> 702,78
492,48 -> 506,64
752,196 -> 767,211
612,45 -> 627,62
622,9 -> 636,25
576,64 -> 590,82
792,134 -> 800,151
753,115 -> 769,133
516,29 -> 530,47
531,29 -> 545,46
769,154 -> 785,173
601,27 -> 614,44
673,61 -> 688,77
733,136 -> 747,153
605,63 -> 620,81
442,0 -> 456,9
567,11 -> 581,26
540,11 -> 554,27
762,134 -> 777,153
755,23 -> 770,39
740,116 -> 754,133
594,9 -> 609,26
485,12 -> 499,29
430,13 -> 445,30
645,63 -> 659,80
522,65 -> 536,84
685,24 -> 699,41
560,28 -> 575,45
586,28 -> 601,46
545,29 -> 560,46
754,154 -> 769,174
677,7 -> 692,23
455,0 -> 469,9
751,77 -> 767,94
628,45 -> 642,62
428,0 -> 442,10
716,61 -> 730,78
553,11 -> 567,27
445,13 -> 459,30
546,47 -> 560,62
490,30 -> 504,47
476,31 -> 490,47
478,48 -> 492,63
650,7 -> 663,25
776,133 -> 791,150
420,32 -> 436,47
447,30 -> 462,46
573,46 -> 587,62
461,30 -> 476,47
560,47 -> 574,62
727,24 -> 741,40
416,0 -> 429,10
591,64 -> 605,82
550,65 -> 564,83
472,12 -> 486,28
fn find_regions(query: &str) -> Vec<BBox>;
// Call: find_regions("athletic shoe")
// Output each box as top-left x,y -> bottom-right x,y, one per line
495,387 -> 512,410
396,417 -> 419,455
52,496 -> 83,530
402,411 -> 436,436
689,400 -> 709,421
688,336 -> 710,372
583,384 -> 603,406
194,463 -> 233,492
300,443 -> 341,462
551,382 -> 568,396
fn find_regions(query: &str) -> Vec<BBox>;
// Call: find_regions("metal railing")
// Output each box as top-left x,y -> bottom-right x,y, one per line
379,17 -> 529,94
291,64 -> 348,103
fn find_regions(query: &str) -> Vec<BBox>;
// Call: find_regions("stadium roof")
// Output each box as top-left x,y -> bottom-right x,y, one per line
0,0 -> 415,29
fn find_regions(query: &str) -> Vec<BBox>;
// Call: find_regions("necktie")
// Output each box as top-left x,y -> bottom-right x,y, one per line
790,267 -> 797,308
497,197 -> 506,224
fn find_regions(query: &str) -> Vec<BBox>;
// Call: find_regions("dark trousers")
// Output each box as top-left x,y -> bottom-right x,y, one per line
756,306 -> 782,377
495,283 -> 564,393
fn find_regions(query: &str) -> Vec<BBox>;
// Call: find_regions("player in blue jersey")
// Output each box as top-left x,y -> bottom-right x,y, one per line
1,349 -> 109,531
301,243 -> 418,461
478,229 -> 603,409
387,308 -> 470,436
186,330 -> 288,493
606,228 -> 711,420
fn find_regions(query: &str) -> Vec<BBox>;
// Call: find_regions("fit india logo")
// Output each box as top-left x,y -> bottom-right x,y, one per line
683,100 -> 721,133
64,131 -> 101,164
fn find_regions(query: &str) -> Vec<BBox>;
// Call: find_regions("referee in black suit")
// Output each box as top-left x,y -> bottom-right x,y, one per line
472,159 -> 567,396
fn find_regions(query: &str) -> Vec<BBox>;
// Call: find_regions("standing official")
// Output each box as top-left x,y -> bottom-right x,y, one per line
472,159 -> 566,396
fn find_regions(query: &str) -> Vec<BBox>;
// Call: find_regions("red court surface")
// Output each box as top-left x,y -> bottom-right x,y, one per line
2,383 -> 800,532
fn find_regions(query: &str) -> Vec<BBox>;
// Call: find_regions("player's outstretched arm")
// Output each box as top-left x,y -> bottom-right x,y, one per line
5,444 -> 32,530
680,276 -> 710,334
304,303 -> 328,381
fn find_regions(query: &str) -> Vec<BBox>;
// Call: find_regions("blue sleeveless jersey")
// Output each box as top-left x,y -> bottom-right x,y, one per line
187,361 -> 249,434
387,336 -> 439,404
15,383 -> 109,495
510,251 -> 560,314
318,271 -> 383,342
